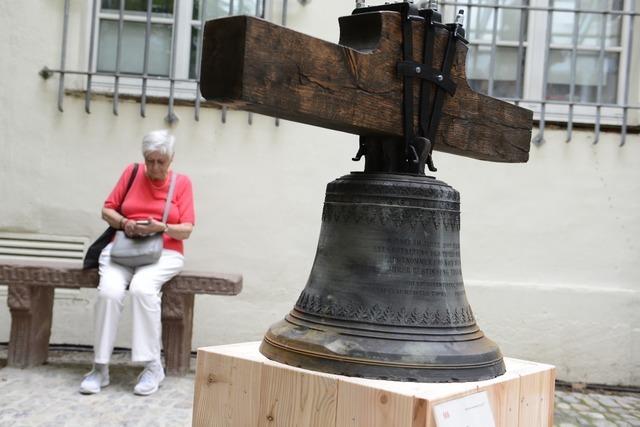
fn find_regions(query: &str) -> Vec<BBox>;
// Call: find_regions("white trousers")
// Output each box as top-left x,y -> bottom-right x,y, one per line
94,243 -> 184,364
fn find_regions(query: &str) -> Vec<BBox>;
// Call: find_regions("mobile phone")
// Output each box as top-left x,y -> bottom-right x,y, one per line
136,220 -> 151,225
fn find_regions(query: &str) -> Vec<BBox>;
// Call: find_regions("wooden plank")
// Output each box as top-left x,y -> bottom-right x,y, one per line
518,362 -> 556,427
193,343 -> 555,427
258,360 -> 338,427
335,379 -> 417,427
200,13 -> 533,163
193,349 -> 263,427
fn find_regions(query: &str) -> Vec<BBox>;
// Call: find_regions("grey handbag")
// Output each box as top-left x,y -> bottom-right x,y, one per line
110,172 -> 177,267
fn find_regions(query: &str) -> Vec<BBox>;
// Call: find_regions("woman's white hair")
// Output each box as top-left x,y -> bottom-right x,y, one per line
142,129 -> 175,158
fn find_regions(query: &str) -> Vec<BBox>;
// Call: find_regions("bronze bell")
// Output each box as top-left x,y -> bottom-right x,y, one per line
260,172 -> 505,382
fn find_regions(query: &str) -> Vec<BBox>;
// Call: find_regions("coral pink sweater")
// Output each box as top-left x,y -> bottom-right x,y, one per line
104,163 -> 195,254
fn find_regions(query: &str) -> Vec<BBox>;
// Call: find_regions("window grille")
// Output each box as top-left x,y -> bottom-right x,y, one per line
43,0 -> 638,145
41,0 -> 288,124
441,0 -> 639,145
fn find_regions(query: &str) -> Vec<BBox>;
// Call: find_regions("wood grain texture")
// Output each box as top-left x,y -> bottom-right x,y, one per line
193,349 -> 263,427
518,363 -> 556,427
258,361 -> 338,427
192,342 -> 556,427
335,380 -> 416,427
200,13 -> 533,163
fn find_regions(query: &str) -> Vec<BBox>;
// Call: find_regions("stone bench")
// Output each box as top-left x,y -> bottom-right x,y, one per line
0,259 -> 242,376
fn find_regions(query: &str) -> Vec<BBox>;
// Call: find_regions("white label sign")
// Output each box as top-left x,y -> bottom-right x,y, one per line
433,391 -> 496,427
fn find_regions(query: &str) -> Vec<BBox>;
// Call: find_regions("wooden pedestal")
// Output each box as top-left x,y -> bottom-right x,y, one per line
193,342 -> 555,427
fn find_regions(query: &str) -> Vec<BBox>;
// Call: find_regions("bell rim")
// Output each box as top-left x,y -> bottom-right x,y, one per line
260,334 -> 506,383
262,334 -> 504,370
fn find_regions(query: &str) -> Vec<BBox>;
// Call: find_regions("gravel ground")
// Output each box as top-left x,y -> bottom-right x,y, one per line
0,348 -> 638,427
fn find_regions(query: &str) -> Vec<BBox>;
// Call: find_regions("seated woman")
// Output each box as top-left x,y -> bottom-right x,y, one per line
80,129 -> 195,395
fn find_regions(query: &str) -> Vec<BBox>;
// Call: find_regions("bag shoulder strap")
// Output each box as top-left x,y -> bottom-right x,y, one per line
161,172 -> 178,224
118,163 -> 139,214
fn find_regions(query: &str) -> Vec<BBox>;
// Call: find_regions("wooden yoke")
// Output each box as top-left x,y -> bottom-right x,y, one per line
200,11 -> 533,163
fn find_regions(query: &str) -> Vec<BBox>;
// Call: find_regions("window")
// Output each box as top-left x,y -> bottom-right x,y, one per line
464,0 -> 528,99
441,0 -> 639,137
97,0 -> 175,77
90,0 -> 271,101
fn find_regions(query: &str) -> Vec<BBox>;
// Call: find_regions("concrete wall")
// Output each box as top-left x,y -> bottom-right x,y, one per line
0,0 -> 638,386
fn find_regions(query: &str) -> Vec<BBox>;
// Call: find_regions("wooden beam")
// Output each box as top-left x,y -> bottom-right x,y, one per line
200,13 -> 533,163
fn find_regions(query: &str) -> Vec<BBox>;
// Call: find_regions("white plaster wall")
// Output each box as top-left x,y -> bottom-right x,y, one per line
0,0 -> 638,386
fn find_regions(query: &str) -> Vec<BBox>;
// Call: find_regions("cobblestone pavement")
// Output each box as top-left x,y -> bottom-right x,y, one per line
554,389 -> 640,427
0,348 -> 638,427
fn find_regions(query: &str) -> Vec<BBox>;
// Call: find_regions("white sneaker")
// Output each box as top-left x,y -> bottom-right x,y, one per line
79,365 -> 110,394
134,360 -> 165,396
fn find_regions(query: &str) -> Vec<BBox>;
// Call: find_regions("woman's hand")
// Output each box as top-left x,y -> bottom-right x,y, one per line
131,218 -> 165,237
123,219 -> 139,237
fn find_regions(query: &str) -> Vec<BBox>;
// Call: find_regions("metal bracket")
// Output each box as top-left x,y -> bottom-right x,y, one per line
351,3 -> 467,175
396,61 -> 457,95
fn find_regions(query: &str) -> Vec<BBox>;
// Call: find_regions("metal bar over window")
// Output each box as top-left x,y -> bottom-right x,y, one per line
594,4 -> 608,144
620,0 -> 636,146
533,0 -> 554,145
140,0 -> 153,118
442,2 -> 637,15
113,0 -> 125,116
57,0 -> 70,112
222,0 -> 236,124
166,0 -> 181,124
85,0 -> 98,113
194,0 -> 208,121
515,3 -> 526,104
487,3 -> 499,97
566,0 -> 581,142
